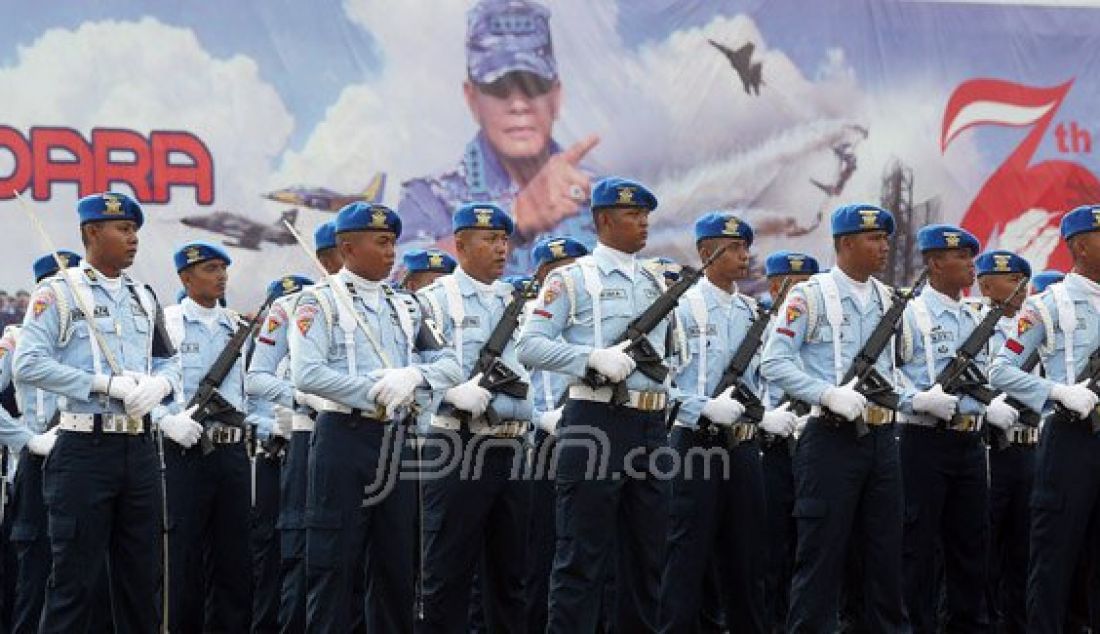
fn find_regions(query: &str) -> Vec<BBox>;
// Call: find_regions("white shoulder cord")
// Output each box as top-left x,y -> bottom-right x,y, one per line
1051,283 -> 1077,384
578,258 -> 603,348
684,287 -> 709,397
439,276 -> 466,368
815,273 -> 845,385
910,296 -> 937,384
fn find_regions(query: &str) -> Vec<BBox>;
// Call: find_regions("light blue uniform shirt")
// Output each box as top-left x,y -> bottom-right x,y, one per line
0,326 -> 15,392
517,243 -> 672,394
0,326 -> 59,451
761,268 -> 896,407
418,267 -> 533,422
672,279 -> 761,428
530,368 -> 569,421
897,286 -> 985,415
13,263 -> 180,416
246,294 -> 298,410
289,270 -> 463,417
989,274 -> 1100,414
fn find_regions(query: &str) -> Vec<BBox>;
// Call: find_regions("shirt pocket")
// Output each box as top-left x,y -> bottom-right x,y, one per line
132,311 -> 150,334
806,322 -> 834,345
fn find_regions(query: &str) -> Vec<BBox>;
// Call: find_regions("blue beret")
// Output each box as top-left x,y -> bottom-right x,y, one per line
467,0 -> 556,84
765,250 -> 820,277
694,211 -> 753,246
77,192 -> 144,229
591,177 -> 658,212
975,250 -> 1031,278
33,250 -> 81,282
532,236 -> 588,268
403,248 -> 457,274
335,203 -> 402,238
502,274 -> 535,293
830,203 -> 895,237
1031,269 -> 1065,293
173,241 -> 232,272
452,202 -> 515,235
916,224 -> 980,255
1060,205 -> 1100,240
314,221 -> 337,252
266,275 -> 313,299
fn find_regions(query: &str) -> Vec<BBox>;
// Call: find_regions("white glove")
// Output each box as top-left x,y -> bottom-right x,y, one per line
272,404 -> 294,439
159,405 -> 204,448
536,408 -> 563,435
443,373 -> 492,418
295,390 -> 325,412
90,374 -> 137,401
367,367 -> 424,409
26,428 -> 58,457
1051,380 -> 1099,418
700,386 -> 746,426
760,403 -> 798,437
985,393 -> 1019,431
912,384 -> 959,421
123,375 -> 172,419
587,341 -> 636,383
820,378 -> 868,422
793,413 -> 811,438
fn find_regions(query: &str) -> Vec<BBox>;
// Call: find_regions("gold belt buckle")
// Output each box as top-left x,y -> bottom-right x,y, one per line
124,416 -> 142,434
636,391 -> 663,412
732,423 -> 753,442
950,414 -> 977,433
864,406 -> 891,426
1015,428 -> 1037,444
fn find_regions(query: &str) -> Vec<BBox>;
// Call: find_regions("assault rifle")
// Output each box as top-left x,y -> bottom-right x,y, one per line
936,278 -> 1029,404
702,278 -> 792,427
583,244 -> 729,406
821,269 -> 929,436
187,292 -> 278,454
461,280 -> 539,427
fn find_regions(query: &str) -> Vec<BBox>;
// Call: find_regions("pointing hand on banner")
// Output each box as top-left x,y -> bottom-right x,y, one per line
511,134 -> 600,239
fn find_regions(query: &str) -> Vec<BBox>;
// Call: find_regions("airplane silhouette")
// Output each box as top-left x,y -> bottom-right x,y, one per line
264,172 -> 386,212
180,208 -> 299,250
708,39 -> 763,96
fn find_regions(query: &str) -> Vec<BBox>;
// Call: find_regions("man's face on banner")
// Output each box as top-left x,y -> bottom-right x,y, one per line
465,71 -> 561,162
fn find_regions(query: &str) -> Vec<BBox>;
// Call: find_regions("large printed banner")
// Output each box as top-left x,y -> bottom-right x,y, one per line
3,0 -> 1100,304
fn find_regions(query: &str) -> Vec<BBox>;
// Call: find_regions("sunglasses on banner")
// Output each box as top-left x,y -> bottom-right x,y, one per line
474,71 -> 556,99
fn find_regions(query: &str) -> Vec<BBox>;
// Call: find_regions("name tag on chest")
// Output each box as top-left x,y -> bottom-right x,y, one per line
687,324 -> 718,337
929,329 -> 955,344
71,306 -> 111,320
599,288 -> 628,300
459,316 -> 481,329
1055,317 -> 1089,333
180,343 -> 200,354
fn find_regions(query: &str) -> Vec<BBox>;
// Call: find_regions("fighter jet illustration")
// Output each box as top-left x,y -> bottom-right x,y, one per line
263,172 -> 386,212
180,208 -> 299,250
708,39 -> 763,96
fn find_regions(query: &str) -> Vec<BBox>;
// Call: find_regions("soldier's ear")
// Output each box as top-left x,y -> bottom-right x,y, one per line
81,224 -> 96,247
